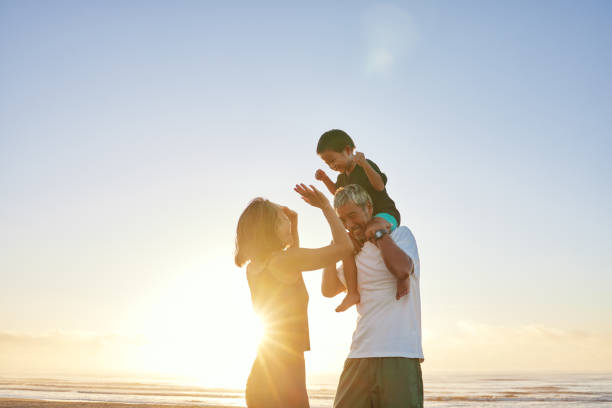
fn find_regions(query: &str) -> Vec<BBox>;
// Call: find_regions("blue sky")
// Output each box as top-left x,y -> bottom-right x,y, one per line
1,1 -> 611,378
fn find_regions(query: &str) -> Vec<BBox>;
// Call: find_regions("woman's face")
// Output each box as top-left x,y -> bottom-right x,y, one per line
274,205 -> 293,248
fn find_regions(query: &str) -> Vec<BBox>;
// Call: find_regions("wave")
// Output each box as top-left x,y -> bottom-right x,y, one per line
428,395 -> 612,403
1,374 -> 611,406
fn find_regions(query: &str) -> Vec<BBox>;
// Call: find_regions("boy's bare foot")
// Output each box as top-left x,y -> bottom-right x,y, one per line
396,277 -> 410,300
335,292 -> 360,312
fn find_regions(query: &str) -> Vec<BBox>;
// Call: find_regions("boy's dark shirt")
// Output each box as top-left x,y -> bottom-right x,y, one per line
335,159 -> 401,225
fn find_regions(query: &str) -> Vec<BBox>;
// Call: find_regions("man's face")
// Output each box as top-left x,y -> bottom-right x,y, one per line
336,200 -> 372,242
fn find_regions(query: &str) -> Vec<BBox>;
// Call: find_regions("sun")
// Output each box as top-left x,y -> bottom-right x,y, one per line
120,262 -> 265,388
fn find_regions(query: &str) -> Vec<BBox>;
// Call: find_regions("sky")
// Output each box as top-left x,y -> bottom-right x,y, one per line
1,0 -> 611,386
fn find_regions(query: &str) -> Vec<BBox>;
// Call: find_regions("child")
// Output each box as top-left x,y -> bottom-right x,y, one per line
315,129 -> 408,312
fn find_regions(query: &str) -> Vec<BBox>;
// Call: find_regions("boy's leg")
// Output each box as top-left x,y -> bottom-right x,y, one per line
333,358 -> 375,408
375,357 -> 423,408
335,255 -> 360,312
396,276 -> 411,300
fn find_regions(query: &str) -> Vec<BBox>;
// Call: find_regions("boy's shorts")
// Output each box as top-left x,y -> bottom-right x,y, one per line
374,212 -> 398,231
333,357 -> 423,408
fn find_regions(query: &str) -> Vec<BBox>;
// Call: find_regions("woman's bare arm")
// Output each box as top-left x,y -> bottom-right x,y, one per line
268,185 -> 353,282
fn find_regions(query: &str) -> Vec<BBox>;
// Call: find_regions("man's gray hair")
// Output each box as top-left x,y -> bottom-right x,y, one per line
334,184 -> 373,211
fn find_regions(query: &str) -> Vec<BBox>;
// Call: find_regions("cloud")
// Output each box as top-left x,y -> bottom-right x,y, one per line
0,331 -> 144,376
362,4 -> 419,75
0,328 -> 257,385
423,322 -> 612,372
4,323 -> 611,377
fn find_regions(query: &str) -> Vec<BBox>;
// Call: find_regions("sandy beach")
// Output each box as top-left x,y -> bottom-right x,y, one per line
1,372 -> 611,407
0,399 -> 236,408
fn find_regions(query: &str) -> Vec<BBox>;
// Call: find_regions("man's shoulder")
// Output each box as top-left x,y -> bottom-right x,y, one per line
391,225 -> 415,240
390,226 -> 418,255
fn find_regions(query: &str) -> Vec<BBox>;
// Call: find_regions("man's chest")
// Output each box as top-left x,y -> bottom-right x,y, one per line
355,244 -> 396,289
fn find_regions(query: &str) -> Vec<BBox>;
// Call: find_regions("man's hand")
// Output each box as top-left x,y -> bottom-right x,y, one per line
353,151 -> 367,167
315,169 -> 328,181
294,184 -> 330,209
364,217 -> 392,242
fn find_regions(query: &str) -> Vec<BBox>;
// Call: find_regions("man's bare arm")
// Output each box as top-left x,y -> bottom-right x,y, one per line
365,218 -> 413,280
375,234 -> 413,280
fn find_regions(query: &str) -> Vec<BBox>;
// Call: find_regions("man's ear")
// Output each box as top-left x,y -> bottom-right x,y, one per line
366,201 -> 373,218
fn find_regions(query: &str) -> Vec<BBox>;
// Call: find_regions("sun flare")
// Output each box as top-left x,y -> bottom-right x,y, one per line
118,263 -> 265,387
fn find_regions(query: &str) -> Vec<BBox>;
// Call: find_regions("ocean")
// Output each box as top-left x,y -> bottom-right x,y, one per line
1,372 -> 610,407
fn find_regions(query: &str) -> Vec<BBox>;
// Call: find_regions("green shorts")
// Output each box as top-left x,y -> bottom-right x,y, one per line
334,357 -> 423,408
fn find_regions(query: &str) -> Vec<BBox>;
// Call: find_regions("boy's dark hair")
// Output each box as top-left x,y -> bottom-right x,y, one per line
316,129 -> 355,153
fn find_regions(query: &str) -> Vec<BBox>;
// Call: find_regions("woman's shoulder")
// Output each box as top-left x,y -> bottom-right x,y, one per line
259,250 -> 301,285
247,251 -> 288,275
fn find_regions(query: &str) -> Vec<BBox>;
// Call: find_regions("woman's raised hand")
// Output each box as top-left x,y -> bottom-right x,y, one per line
294,184 -> 330,209
281,205 -> 298,220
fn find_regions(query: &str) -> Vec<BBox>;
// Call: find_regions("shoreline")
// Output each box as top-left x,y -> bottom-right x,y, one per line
0,399 -> 238,408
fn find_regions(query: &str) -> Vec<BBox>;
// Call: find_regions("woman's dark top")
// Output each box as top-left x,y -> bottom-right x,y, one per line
247,263 -> 310,352
335,158 -> 401,225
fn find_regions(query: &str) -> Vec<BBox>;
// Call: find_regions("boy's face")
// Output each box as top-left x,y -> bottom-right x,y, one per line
319,147 -> 353,173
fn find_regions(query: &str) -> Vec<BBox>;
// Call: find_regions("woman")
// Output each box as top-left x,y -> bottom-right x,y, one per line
235,184 -> 353,408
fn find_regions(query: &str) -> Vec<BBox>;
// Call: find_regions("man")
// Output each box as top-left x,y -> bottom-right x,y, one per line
322,184 -> 424,408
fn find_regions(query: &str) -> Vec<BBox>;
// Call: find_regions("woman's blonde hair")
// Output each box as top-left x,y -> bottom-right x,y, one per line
234,198 -> 284,267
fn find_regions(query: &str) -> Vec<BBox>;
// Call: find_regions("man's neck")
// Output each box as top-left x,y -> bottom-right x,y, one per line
350,234 -> 367,253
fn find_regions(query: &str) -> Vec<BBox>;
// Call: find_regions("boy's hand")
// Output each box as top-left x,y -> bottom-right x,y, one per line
365,217 -> 392,242
294,184 -> 330,209
315,169 -> 328,181
354,151 -> 367,167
